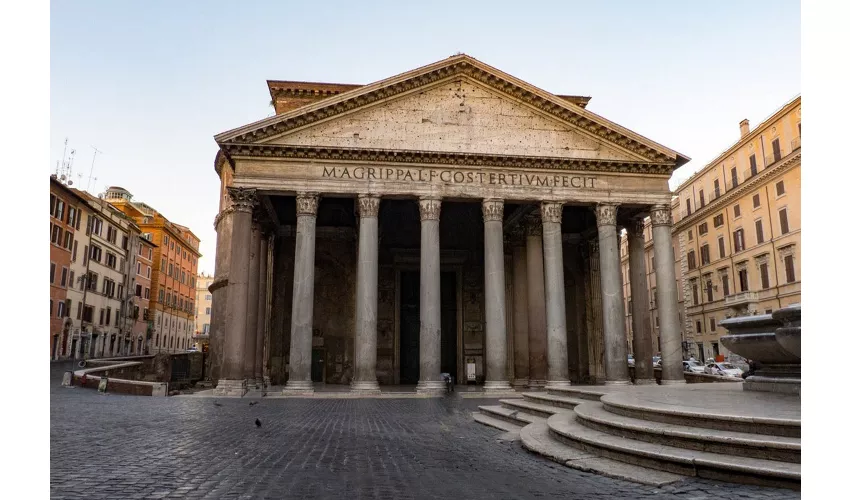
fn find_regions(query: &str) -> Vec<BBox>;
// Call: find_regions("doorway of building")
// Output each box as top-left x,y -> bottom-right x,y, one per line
398,270 -> 458,384
311,348 -> 325,383
71,339 -> 78,360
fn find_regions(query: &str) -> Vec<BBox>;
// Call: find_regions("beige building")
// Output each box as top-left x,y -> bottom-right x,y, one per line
672,96 -> 801,362
195,273 -> 214,338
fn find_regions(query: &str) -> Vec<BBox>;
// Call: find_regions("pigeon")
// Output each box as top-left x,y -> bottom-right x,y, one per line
248,401 -> 258,406
213,401 -> 223,407
255,418 -> 262,428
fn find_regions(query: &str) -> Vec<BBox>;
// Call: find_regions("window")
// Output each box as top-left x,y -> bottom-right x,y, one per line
105,252 -> 117,269
106,225 -> 117,244
755,219 -> 765,244
69,271 -> 75,288
122,235 -> 129,250
785,255 -> 796,283
771,138 -> 781,163
733,205 -> 741,218
731,167 -> 738,188
53,199 -> 65,220
650,256 -> 655,271
159,289 -> 165,301
137,262 -> 141,275
147,266 -> 151,279
169,263 -> 173,276
136,284 -> 143,297
51,225 -> 63,245
700,244 -> 710,265
753,193 -> 761,208
105,307 -> 112,326
72,240 -> 78,261
688,230 -> 693,241
749,154 -> 757,177
698,222 -> 708,235
718,236 -> 726,259
99,308 -> 105,325
686,199 -> 692,215
721,273 -> 730,296
739,268 -> 749,292
67,206 -> 76,227
90,245 -> 103,263
696,320 -> 702,334
50,193 -> 56,216
63,231 -> 73,250
691,280 -> 700,306
760,261 -> 770,289
705,279 -> 714,302
699,190 -> 705,208
57,301 -> 65,318
50,262 -> 56,283
687,250 -> 696,270
92,217 -> 103,236
87,272 -> 98,291
50,299 -> 53,316
733,229 -> 745,252
144,287 -> 150,299
60,267 -> 68,287
713,179 -> 720,198
205,307 -> 211,315
776,180 -> 786,197
161,258 -> 166,272
83,245 -> 89,264
713,214 -> 723,228
77,302 -> 82,320
779,208 -> 790,234
205,294 -> 212,301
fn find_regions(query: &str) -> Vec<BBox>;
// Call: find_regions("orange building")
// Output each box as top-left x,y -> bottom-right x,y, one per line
131,235 -> 156,353
50,177 -> 87,359
105,187 -> 201,353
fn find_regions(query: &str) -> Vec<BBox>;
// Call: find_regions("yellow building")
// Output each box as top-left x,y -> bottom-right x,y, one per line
672,96 -> 801,363
194,273 -> 214,338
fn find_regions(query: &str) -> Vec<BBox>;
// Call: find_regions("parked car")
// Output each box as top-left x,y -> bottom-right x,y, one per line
705,362 -> 743,377
652,356 -> 661,368
682,360 -> 706,373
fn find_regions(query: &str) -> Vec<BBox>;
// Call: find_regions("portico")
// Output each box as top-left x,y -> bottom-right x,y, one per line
209,54 -> 688,396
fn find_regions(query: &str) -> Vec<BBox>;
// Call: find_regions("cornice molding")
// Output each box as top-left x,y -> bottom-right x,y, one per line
673,152 -> 800,233
220,143 -> 674,175
215,56 -> 684,167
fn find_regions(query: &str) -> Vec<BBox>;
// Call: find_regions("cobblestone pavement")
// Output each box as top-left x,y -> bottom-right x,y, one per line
50,362 -> 799,499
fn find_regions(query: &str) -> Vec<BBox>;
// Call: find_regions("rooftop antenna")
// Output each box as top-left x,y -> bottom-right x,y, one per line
87,145 -> 103,192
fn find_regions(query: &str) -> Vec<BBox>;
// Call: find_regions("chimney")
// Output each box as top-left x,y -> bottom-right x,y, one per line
739,119 -> 750,138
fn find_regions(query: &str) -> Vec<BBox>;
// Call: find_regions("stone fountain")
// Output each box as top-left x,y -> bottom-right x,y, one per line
719,303 -> 801,395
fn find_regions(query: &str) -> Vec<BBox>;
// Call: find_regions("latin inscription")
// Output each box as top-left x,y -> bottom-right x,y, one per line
321,166 -> 597,188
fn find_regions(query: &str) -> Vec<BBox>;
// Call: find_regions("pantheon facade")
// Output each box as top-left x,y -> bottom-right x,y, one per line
208,55 -> 689,396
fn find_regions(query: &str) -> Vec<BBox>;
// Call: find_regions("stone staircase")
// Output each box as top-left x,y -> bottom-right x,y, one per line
472,386 -> 800,490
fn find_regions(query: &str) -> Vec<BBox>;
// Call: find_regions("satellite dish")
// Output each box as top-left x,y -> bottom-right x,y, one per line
60,174 -> 66,180
68,180 -> 73,185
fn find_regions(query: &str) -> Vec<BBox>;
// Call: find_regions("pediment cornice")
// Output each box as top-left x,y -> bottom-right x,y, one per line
215,55 -> 688,169
220,143 -> 675,175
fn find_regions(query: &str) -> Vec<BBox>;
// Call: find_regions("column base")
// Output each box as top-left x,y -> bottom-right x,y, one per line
416,380 -> 446,395
527,379 -> 547,389
483,380 -> 514,393
604,380 -> 632,386
252,375 -> 264,389
545,380 -> 572,390
660,379 -> 686,385
512,378 -> 529,389
283,380 -> 314,394
213,379 -> 247,397
350,380 -> 381,394
634,378 -> 657,385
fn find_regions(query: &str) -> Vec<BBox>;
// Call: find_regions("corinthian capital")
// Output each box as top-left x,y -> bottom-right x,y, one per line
540,201 -> 563,224
295,192 -> 320,217
595,203 -> 618,227
227,187 -> 258,213
418,197 -> 441,221
357,194 -> 381,218
482,199 -> 504,222
649,205 -> 672,226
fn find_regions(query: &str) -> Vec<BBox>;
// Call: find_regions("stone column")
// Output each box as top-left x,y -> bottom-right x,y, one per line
253,233 -> 268,388
596,204 -> 630,385
284,192 -> 320,393
525,214 -> 548,388
510,232 -> 530,388
243,219 -> 262,386
650,205 -> 686,384
628,218 -> 654,385
214,187 -> 256,396
541,202 -> 570,389
482,199 -> 511,392
351,194 -> 381,394
417,197 -> 444,394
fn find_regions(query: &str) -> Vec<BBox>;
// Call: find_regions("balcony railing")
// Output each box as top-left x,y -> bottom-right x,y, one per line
724,291 -> 759,307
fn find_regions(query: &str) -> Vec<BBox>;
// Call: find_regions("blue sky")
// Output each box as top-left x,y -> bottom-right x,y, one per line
50,0 -> 800,273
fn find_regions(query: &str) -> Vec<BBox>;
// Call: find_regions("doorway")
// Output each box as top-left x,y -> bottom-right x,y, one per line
71,339 -> 78,360
398,270 -> 458,384
311,348 -> 325,383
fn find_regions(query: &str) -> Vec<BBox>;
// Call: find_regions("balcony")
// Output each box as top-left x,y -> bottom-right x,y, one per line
724,291 -> 759,307
763,149 -> 785,168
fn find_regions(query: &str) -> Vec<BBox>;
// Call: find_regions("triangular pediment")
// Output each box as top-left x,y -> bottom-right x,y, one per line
215,54 -> 688,171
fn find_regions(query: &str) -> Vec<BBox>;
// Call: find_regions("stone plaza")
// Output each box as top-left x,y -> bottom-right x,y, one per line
208,54 -> 691,396
50,362 -> 799,499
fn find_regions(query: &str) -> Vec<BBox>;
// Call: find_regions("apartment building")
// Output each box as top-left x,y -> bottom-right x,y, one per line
672,96 -> 801,362
105,187 -> 201,354
131,235 -> 156,354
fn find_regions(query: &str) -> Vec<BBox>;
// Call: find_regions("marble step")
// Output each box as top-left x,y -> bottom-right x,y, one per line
499,399 -> 563,418
522,392 -> 585,409
547,412 -> 800,490
519,421 -> 684,487
601,394 -> 801,438
477,405 -> 541,427
574,402 -> 800,463
472,412 -> 524,434
545,386 -> 607,401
